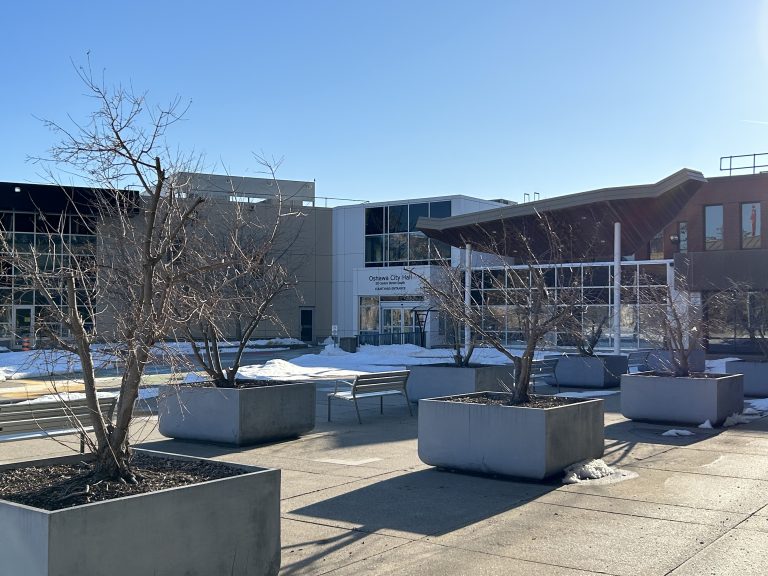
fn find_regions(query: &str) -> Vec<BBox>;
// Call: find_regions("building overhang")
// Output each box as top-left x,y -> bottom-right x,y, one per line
416,168 -> 707,259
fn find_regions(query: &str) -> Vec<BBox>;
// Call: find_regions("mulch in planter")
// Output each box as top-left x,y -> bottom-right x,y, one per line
0,453 -> 246,512
442,392 -> 582,409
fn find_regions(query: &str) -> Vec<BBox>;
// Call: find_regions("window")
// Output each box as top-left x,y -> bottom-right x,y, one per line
387,205 -> 408,233
359,296 -> 380,332
704,205 -> 724,250
363,201 -> 455,267
741,203 -> 761,249
678,222 -> 688,252
364,207 -> 385,235
649,231 -> 664,259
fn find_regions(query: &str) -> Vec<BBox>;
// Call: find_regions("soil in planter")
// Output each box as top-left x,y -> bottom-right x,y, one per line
443,392 -> 581,408
0,453 -> 246,511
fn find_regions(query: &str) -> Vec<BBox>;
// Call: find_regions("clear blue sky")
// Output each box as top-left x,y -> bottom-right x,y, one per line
2,1 -> 767,204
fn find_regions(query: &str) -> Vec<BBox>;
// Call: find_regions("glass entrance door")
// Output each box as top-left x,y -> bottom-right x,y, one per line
381,307 -> 418,345
12,306 -> 34,350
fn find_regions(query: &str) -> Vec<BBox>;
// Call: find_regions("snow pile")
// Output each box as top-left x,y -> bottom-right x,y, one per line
562,459 -> 615,484
138,387 -> 159,400
661,429 -> 695,437
723,413 -> 753,427
698,420 -> 713,429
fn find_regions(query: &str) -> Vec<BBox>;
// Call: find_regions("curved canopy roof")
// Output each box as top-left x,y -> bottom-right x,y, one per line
417,168 -> 706,260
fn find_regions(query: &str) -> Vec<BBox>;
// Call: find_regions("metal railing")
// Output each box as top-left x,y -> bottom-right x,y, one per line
720,153 -> 768,175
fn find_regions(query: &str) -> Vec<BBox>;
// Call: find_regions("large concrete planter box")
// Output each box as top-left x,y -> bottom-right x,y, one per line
621,372 -> 744,426
0,449 -> 280,576
159,381 -> 316,445
725,360 -> 768,397
405,364 -> 515,402
418,392 -> 604,479
646,349 -> 706,373
545,354 -> 627,388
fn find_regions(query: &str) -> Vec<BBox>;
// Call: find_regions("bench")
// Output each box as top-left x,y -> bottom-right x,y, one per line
0,395 -> 118,453
627,349 -> 654,373
328,370 -> 413,424
530,358 -> 560,393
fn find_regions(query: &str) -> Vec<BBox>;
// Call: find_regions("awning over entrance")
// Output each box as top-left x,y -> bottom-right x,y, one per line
416,168 -> 706,259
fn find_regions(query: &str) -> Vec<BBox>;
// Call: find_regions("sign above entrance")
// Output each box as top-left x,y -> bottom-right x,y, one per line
354,266 -> 429,296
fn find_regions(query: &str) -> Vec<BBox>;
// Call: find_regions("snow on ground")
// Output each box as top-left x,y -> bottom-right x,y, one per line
698,420 -> 713,429
562,459 -> 637,485
0,349 -> 118,381
16,391 -> 118,405
748,398 -> 768,411
705,357 -> 741,373
554,390 -> 619,398
236,343 -> 545,381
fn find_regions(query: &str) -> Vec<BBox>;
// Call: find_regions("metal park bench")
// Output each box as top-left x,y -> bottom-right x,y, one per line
530,358 -> 560,393
328,370 -> 412,424
0,395 -> 117,453
627,349 -> 654,373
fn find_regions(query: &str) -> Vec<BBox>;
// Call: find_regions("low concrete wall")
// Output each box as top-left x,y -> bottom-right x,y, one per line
158,382 -> 316,445
405,365 -> 515,401
418,393 -> 604,479
547,354 -> 627,388
621,372 -> 743,426
725,360 -> 768,397
0,450 -> 281,576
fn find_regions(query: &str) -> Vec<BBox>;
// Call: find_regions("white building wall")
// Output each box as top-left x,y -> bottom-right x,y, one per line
331,195 -> 508,345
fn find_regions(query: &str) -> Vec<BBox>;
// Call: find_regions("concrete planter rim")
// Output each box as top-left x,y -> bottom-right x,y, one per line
419,391 -> 601,410
0,448 -> 272,513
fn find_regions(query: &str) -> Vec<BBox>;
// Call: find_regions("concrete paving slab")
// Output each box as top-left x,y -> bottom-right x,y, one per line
688,430 -> 768,457
561,465 -> 768,514
735,515 -> 768,533
324,540 -> 603,576
668,528 -> 768,576
633,446 -> 768,481
429,500 -> 725,576
280,517 -> 409,576
284,468 -> 555,539
536,490 -> 746,528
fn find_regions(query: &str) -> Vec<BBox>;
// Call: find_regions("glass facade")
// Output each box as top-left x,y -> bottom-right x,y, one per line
0,210 -> 96,347
741,202 -> 761,249
462,260 -> 671,349
364,201 -> 452,267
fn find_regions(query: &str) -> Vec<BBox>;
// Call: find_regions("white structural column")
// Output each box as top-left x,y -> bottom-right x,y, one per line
613,222 -> 621,354
464,243 -> 472,347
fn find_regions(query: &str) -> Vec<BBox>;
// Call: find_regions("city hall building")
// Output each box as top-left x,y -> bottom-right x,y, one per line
2,157 -> 768,352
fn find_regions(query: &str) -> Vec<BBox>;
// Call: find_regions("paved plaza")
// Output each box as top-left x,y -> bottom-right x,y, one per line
3,384 -> 768,575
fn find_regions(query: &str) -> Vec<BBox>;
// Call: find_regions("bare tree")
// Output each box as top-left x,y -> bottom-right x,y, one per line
636,272 -> 704,376
171,163 -> 301,387
708,283 -> 768,360
413,212 -> 601,402
6,61 -> 277,481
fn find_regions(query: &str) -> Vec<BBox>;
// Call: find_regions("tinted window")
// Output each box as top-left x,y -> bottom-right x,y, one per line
430,201 -> 451,219
388,205 -> 408,233
704,205 -> 723,250
742,203 -> 761,249
365,207 -> 384,235
408,203 -> 428,231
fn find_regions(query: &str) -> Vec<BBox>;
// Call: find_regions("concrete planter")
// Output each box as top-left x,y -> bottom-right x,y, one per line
405,364 -> 516,402
0,449 -> 280,576
418,392 -> 604,479
621,372 -> 744,426
545,354 -> 628,388
725,359 -> 768,397
158,381 -> 316,445
646,349 -> 706,373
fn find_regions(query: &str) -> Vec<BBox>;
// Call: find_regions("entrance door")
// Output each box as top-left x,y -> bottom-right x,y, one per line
300,309 -> 313,342
12,306 -> 33,350
381,306 -> 418,345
